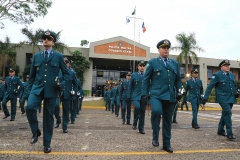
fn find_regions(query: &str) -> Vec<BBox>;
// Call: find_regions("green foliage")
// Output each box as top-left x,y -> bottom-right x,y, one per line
236,80 -> 240,89
84,90 -> 91,96
80,40 -> 89,48
0,0 -> 52,29
210,88 -> 216,96
208,96 -> 215,102
70,50 -> 91,83
21,27 -> 44,55
53,30 -> 70,53
171,32 -> 204,75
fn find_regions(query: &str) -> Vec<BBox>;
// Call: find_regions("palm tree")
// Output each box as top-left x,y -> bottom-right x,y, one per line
53,30 -> 70,53
0,36 -> 22,77
21,27 -> 44,57
171,32 -> 204,77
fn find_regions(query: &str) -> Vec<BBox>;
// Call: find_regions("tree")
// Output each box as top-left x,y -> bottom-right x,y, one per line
70,50 -> 91,83
21,27 -> 44,56
0,0 -> 52,29
171,32 -> 204,77
53,30 -> 70,53
0,36 -> 22,78
80,40 -> 89,48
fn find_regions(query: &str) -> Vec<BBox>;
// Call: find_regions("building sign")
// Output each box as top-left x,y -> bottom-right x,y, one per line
94,41 -> 146,57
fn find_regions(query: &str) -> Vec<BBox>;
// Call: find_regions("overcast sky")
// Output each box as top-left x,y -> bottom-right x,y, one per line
1,0 -> 240,61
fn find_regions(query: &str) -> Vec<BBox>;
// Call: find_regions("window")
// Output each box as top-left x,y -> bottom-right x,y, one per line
208,69 -> 213,79
97,71 -> 103,77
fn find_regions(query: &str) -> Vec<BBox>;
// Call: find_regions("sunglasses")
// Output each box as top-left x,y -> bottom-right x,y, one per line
42,37 -> 53,41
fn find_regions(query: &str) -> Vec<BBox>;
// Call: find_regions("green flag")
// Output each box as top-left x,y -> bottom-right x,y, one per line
132,7 -> 136,15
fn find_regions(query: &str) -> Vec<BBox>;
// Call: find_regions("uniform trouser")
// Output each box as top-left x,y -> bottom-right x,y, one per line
2,96 -> 17,119
172,102 -> 178,122
20,97 -> 27,113
218,103 -> 233,136
105,101 -> 110,111
79,98 -> 83,111
122,99 -> 131,122
180,101 -> 189,110
0,100 -> 2,110
111,100 -> 116,113
191,102 -> 199,126
132,100 -> 145,131
70,100 -> 78,122
115,100 -> 120,116
150,99 -> 175,148
26,92 -> 55,148
61,99 -> 70,130
54,98 -> 61,124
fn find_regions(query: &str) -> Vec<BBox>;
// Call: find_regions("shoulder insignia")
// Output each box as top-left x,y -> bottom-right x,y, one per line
146,63 -> 149,68
212,76 -> 215,79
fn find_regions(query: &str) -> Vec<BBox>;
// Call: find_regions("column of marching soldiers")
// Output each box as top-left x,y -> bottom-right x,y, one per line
0,32 -> 239,154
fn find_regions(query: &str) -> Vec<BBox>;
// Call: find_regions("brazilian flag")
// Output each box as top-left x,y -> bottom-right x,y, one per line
132,7 -> 136,15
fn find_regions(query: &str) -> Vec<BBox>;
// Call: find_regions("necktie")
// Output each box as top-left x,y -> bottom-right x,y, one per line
45,51 -> 48,62
226,73 -> 229,76
164,58 -> 168,67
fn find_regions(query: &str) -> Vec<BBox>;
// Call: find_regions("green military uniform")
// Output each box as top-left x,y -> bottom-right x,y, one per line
184,68 -> 203,128
115,83 -> 121,117
127,61 -> 146,133
203,60 -> 238,139
104,90 -> 111,111
2,68 -> 23,120
19,75 -> 31,114
110,86 -> 117,114
26,31 -> 69,150
142,40 -> 182,151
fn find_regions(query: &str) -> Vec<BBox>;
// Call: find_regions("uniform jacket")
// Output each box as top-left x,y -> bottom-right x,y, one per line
104,90 -> 111,102
29,49 -> 69,98
4,76 -> 22,99
142,57 -> 182,103
127,72 -> 144,101
115,85 -> 121,101
60,69 -> 77,100
121,80 -> 130,100
110,87 -> 117,102
20,81 -> 31,99
0,83 -> 5,100
185,78 -> 203,103
204,70 -> 237,104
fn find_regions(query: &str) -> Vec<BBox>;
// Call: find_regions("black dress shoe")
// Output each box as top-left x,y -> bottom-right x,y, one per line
44,147 -> 51,153
122,121 -> 125,124
139,130 -> 145,134
132,125 -> 137,130
54,123 -> 59,128
21,111 -> 25,114
71,121 -> 75,124
152,140 -> 159,147
163,147 -> 173,153
127,123 -> 132,125
10,119 -> 15,121
172,121 -> 178,124
227,135 -> 236,139
217,132 -> 227,137
63,130 -> 68,133
192,125 -> 200,129
30,129 -> 41,144
116,115 -> 118,117
3,115 -> 10,119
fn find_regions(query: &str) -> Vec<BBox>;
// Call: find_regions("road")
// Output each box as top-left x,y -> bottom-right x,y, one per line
0,102 -> 240,159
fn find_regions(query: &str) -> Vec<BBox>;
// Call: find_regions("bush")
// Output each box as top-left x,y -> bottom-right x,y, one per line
84,90 -> 90,96
208,96 -> 215,102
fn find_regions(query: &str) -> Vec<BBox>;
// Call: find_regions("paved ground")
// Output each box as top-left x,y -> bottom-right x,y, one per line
0,99 -> 240,159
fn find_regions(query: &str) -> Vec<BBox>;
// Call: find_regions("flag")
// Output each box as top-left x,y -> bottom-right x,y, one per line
142,22 -> 146,33
132,7 -> 136,15
126,18 -> 130,24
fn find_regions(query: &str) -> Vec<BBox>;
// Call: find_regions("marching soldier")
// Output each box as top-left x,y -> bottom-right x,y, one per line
25,30 -> 69,153
202,59 -> 239,139
19,75 -> 31,114
127,60 -> 146,134
184,68 -> 203,129
121,72 -> 132,124
0,79 -> 5,110
61,58 -> 77,127
2,68 -> 23,121
141,39 -> 182,153
104,88 -> 111,111
180,95 -> 189,111
110,84 -> 117,114
115,81 -> 121,117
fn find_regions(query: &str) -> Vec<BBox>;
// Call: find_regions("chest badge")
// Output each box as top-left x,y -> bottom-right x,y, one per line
157,72 -> 160,75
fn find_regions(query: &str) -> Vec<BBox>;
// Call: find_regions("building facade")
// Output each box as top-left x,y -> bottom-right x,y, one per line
13,36 -> 240,96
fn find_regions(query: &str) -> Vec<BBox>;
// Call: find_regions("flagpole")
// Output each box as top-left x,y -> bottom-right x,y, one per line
133,5 -> 136,73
